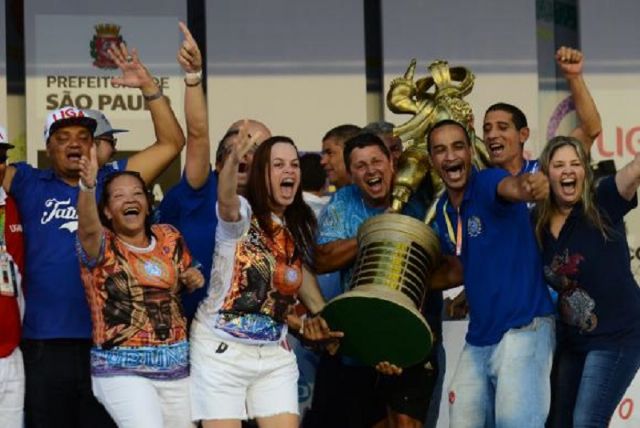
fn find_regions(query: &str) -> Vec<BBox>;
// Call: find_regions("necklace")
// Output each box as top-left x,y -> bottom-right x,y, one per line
271,222 -> 302,293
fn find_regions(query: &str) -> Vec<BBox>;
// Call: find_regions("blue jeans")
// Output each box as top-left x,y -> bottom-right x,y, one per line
547,344 -> 640,428
448,316 -> 555,428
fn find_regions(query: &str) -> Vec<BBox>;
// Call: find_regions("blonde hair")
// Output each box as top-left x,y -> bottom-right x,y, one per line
534,136 -> 610,245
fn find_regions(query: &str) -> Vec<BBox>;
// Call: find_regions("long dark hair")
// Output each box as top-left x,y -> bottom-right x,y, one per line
98,171 -> 154,238
247,136 -> 317,268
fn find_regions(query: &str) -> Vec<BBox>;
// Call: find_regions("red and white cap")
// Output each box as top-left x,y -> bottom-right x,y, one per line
43,107 -> 97,142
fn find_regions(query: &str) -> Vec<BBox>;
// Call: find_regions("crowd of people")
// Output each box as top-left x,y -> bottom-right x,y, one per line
0,22 -> 639,428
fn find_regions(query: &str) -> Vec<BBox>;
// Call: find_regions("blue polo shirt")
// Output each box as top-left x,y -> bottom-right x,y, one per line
541,176 -> 640,350
431,168 -> 554,346
10,162 -> 116,339
157,171 -> 218,320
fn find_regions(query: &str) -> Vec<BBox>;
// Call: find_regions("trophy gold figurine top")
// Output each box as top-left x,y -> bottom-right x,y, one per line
387,59 -> 491,217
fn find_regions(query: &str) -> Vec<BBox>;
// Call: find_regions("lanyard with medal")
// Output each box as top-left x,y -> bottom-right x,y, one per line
0,205 -> 18,298
443,200 -> 463,256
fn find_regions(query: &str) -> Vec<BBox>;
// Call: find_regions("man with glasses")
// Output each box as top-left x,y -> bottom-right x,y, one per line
84,109 -> 128,169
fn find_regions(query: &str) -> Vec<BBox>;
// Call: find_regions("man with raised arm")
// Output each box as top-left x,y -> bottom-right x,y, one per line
157,23 -> 271,321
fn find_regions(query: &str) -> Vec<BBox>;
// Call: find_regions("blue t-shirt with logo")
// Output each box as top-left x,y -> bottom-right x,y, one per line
10,162 -> 119,339
431,168 -> 554,346
156,171 -> 218,320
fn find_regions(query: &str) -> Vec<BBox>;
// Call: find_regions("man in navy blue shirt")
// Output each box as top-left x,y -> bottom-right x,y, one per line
428,120 -> 555,428
4,42 -> 185,427
157,23 -> 271,321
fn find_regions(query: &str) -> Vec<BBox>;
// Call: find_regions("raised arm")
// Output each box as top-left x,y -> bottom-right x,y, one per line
108,42 -> 185,185
497,171 -> 549,203
314,238 -> 358,273
556,46 -> 602,156
217,122 -> 259,222
177,22 -> 210,189
77,145 -> 103,260
615,153 -> 640,201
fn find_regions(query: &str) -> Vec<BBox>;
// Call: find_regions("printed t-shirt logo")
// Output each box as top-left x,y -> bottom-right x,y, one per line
144,261 -> 162,277
467,216 -> 482,238
41,198 -> 78,233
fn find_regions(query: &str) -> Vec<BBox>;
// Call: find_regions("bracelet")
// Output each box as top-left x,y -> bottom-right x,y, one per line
78,179 -> 96,192
143,89 -> 163,102
299,318 -> 305,336
184,78 -> 201,87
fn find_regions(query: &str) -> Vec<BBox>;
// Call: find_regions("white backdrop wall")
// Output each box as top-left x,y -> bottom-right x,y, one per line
206,0 -> 367,153
24,0 -> 186,166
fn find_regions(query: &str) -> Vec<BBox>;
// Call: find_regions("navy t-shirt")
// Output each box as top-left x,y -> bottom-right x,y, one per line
432,169 -> 554,346
542,175 -> 640,350
10,162 -> 118,339
157,171 -> 218,320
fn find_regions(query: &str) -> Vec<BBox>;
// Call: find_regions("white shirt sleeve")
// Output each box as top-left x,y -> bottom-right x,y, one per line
215,195 -> 252,242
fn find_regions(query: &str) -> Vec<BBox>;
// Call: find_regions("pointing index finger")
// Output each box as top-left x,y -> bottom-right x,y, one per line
178,21 -> 195,44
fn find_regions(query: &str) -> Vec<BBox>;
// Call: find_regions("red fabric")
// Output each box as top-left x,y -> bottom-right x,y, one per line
0,195 -> 25,357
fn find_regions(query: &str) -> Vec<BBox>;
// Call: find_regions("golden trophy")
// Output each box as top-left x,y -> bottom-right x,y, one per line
322,59 -> 489,367
387,59 -> 491,218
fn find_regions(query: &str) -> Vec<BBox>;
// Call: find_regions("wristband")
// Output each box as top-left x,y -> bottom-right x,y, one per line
184,70 -> 202,87
143,89 -> 163,102
78,179 -> 96,192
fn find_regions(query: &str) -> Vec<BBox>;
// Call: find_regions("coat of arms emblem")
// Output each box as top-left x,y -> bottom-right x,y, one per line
90,23 -> 125,69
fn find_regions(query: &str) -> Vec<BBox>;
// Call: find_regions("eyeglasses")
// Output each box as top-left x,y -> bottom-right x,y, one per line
97,137 -> 117,147
0,154 -> 7,164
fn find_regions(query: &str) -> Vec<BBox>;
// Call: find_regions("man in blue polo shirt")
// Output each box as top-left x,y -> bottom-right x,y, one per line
3,42 -> 185,427
427,119 -> 555,428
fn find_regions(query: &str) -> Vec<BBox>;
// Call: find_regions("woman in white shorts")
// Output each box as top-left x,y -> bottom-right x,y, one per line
191,128 -> 339,428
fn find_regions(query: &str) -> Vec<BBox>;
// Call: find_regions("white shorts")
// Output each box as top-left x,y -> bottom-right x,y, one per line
190,320 -> 299,421
92,375 -> 194,428
0,347 -> 24,428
